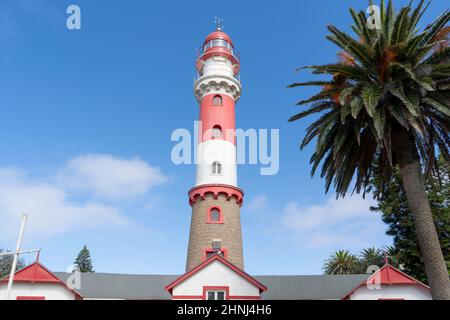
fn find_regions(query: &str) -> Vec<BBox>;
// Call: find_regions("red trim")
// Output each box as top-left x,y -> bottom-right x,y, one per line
342,263 -> 430,300
189,184 -> 244,206
172,294 -> 261,300
16,296 -> 46,300
202,248 -> 228,261
165,254 -> 267,294
206,206 -> 224,224
172,295 -> 203,300
0,261 -> 83,299
198,49 -> 239,69
229,296 -> 261,300
203,286 -> 230,300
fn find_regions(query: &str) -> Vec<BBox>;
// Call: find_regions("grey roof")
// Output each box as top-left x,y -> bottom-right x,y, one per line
54,272 -> 178,300
256,274 -> 369,300
54,272 -> 370,300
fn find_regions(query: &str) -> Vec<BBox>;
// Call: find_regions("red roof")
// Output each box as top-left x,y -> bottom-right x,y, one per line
0,261 -> 83,299
165,254 -> 267,294
204,30 -> 233,45
342,263 -> 430,299
1,262 -> 60,283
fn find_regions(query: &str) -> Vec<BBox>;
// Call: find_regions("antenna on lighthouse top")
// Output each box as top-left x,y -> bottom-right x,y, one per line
214,16 -> 224,31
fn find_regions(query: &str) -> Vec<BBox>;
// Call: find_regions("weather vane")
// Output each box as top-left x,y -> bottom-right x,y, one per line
214,16 -> 224,31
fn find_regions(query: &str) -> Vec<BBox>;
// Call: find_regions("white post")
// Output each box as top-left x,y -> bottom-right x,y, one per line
0,249 -> 40,256
6,213 -> 28,300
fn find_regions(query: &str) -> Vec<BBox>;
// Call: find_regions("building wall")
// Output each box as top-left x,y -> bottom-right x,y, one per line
186,193 -> 244,271
0,282 -> 77,300
173,260 -> 260,299
349,284 -> 431,300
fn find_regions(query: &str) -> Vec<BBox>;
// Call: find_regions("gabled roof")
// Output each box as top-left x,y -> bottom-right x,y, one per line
0,261 -> 83,299
165,254 -> 268,294
342,263 -> 430,299
1,262 -> 59,283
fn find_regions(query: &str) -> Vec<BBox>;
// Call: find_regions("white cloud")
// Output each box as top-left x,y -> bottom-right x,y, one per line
0,168 -> 129,239
281,196 -> 385,248
0,155 -> 168,239
56,154 -> 168,199
246,195 -> 268,212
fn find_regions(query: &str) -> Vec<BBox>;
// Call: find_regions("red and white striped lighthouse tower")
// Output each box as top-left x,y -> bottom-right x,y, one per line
186,24 -> 244,272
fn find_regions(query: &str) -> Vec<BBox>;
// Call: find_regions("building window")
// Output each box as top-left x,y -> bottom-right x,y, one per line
212,125 -> 222,139
212,161 -> 222,175
202,248 -> 228,261
212,95 -> 222,106
207,291 -> 226,300
203,286 -> 229,300
207,207 -> 223,224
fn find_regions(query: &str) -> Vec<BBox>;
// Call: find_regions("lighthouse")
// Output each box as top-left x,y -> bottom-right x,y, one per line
186,25 -> 244,272
165,23 -> 266,300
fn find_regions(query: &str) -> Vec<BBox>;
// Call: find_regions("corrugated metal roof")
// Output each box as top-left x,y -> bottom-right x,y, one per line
54,272 -> 178,300
255,274 -> 370,300
54,272 -> 370,300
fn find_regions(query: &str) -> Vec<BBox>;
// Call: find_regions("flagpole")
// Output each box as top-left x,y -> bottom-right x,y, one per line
6,214 -> 28,300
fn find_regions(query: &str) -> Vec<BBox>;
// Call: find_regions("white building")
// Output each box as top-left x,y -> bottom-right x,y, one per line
0,261 -> 82,300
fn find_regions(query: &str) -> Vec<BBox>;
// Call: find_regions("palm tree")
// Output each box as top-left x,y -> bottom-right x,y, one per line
289,0 -> 450,299
359,247 -> 385,272
323,250 -> 360,275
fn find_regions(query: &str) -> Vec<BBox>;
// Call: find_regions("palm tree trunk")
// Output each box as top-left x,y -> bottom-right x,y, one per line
393,129 -> 450,300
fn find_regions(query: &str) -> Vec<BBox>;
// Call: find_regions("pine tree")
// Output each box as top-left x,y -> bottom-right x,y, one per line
74,245 -> 94,273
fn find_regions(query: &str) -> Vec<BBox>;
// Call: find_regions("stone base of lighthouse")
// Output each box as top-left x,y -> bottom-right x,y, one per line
186,192 -> 244,272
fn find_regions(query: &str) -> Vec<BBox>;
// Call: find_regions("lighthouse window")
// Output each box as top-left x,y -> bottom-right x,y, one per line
207,207 -> 223,224
204,39 -> 231,51
212,161 -> 222,175
210,208 -> 220,221
203,247 -> 227,259
212,125 -> 222,139
212,95 -> 222,106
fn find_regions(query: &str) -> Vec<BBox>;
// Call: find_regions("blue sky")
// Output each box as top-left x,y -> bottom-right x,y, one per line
0,0 -> 447,275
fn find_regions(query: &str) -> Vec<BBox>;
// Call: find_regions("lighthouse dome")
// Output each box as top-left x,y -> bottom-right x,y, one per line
204,30 -> 233,46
